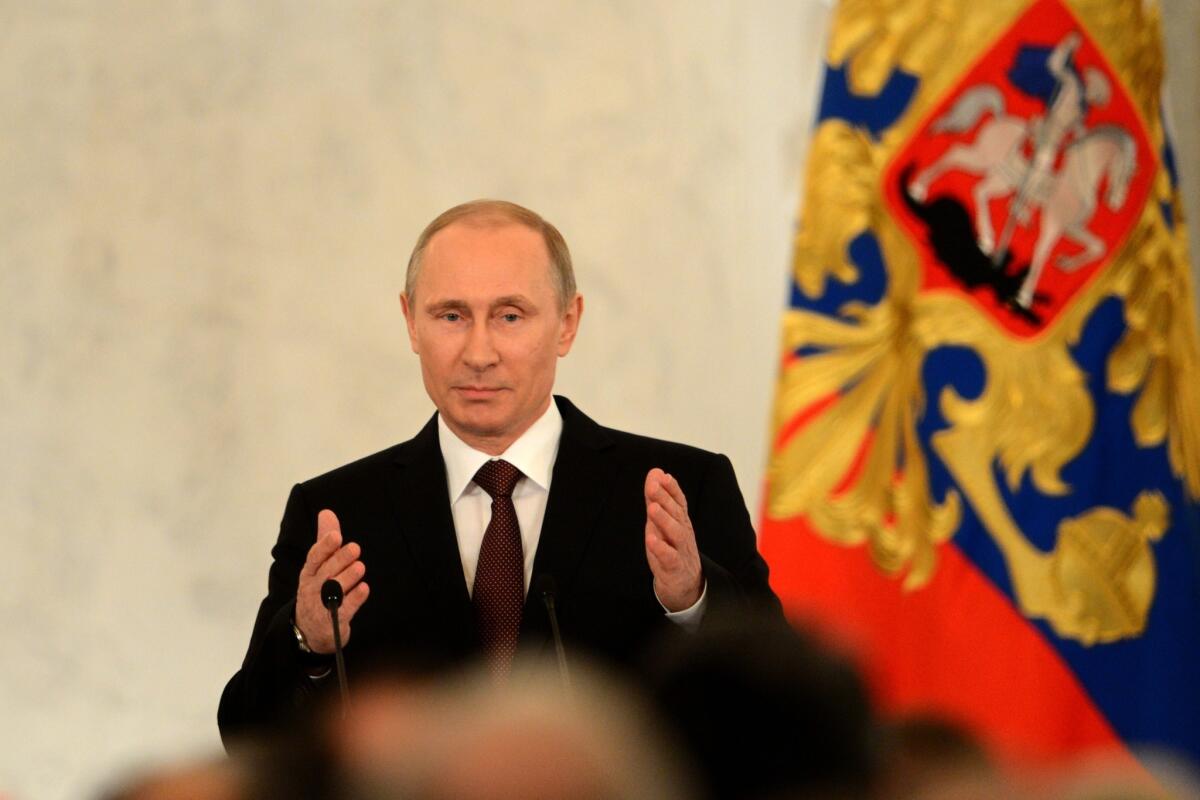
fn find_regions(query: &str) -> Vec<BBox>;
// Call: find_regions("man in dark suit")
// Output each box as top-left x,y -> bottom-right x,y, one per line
218,201 -> 780,745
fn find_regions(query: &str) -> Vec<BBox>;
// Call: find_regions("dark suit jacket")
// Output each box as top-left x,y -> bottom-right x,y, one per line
218,396 -> 779,745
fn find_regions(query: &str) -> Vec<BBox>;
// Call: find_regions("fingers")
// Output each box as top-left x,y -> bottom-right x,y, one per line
645,468 -> 703,611
342,581 -> 370,618
646,483 -> 691,549
658,473 -> 688,512
645,529 -> 675,567
300,508 -> 366,602
304,510 -> 367,587
331,558 -> 367,594
317,508 -> 340,538
303,510 -> 344,577
320,540 -> 362,581
645,469 -> 688,526
647,501 -> 684,547
644,467 -> 666,497
645,522 -> 703,612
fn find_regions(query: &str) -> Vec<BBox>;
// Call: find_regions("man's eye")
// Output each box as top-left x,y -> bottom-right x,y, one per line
500,313 -> 521,323
442,312 -> 462,322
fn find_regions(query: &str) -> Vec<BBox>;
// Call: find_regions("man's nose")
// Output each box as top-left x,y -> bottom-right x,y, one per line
462,320 -> 499,369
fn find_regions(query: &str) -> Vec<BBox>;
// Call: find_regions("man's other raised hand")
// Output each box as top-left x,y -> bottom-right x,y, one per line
644,468 -> 703,612
295,509 -> 370,654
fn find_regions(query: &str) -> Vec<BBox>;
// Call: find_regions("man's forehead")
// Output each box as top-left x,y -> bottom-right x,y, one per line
416,218 -> 555,302
426,220 -> 547,267
424,221 -> 549,260
427,215 -> 545,250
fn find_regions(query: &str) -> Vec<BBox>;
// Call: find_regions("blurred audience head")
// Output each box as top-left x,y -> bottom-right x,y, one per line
877,713 -> 1007,800
100,737 -> 331,800
108,658 -> 690,800
328,659 -> 695,800
645,610 -> 879,800
1046,748 -> 1199,800
102,758 -> 244,800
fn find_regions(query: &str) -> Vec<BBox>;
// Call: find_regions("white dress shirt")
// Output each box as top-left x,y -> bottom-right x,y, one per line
437,400 -> 706,626
439,399 -> 562,594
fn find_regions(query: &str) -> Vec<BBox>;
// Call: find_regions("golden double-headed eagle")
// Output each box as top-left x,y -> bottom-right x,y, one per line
766,0 -> 1199,645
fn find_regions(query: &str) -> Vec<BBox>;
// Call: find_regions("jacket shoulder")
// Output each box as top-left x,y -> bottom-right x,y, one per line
298,443 -> 404,490
296,414 -> 437,499
556,395 -> 727,468
597,424 -> 724,465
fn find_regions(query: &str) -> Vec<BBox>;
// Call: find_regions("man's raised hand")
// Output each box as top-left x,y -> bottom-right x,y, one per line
644,468 -> 703,612
295,509 -> 370,654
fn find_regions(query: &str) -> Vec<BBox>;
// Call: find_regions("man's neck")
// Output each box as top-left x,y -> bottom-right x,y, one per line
460,433 -> 517,457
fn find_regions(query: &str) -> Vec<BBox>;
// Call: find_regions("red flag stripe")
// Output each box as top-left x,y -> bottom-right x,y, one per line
759,512 -> 1142,771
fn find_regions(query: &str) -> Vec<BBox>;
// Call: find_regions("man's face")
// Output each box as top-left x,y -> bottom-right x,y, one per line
401,219 -> 582,454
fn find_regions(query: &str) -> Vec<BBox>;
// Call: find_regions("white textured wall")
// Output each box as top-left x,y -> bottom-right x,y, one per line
1,2 -> 1196,798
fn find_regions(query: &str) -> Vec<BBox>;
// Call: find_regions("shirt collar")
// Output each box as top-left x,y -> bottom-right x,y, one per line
438,399 -> 563,502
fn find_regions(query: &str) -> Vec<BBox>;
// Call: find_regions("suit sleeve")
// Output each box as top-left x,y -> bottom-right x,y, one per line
217,483 -> 332,748
690,454 -> 784,621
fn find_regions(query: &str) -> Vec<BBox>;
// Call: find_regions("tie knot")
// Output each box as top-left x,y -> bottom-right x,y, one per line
474,459 -> 522,499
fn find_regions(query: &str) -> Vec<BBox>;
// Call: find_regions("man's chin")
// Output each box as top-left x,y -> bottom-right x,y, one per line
444,402 -> 511,438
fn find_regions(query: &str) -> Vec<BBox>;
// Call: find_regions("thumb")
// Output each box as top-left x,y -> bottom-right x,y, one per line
317,509 -> 341,540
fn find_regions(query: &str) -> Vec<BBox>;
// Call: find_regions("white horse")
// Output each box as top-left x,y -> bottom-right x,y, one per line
909,86 -> 1136,309
1016,126 -> 1136,308
909,85 -> 1031,255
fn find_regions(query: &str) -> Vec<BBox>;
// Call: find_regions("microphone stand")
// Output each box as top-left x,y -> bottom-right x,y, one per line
321,579 -> 350,716
536,576 -> 572,691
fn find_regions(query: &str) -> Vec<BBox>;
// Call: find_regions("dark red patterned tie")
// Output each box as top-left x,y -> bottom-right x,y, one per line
472,459 -> 524,677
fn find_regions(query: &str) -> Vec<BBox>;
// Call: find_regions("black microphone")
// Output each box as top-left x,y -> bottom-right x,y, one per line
321,578 -> 350,714
535,575 -> 571,690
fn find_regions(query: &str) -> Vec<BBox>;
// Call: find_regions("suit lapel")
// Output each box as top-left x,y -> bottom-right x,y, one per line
520,397 -> 616,650
391,414 -> 476,648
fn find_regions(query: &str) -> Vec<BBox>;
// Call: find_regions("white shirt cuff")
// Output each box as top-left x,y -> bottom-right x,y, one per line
658,580 -> 707,632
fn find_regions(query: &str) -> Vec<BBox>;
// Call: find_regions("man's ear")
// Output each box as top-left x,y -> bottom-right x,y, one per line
557,293 -> 584,357
400,292 -> 420,354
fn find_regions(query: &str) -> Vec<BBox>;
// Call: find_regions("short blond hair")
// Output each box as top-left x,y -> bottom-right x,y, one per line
405,200 -> 576,311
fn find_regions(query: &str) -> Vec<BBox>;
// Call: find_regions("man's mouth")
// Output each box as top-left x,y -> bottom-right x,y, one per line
454,386 -> 505,399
